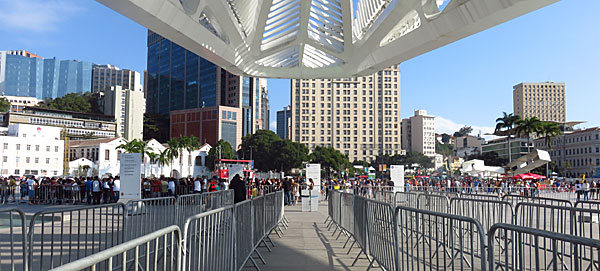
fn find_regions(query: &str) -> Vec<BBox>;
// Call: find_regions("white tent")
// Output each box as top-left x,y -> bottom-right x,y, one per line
461,159 -> 505,178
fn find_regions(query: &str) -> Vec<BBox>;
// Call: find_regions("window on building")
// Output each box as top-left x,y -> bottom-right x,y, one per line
2,143 -> 7,150
117,151 -> 121,161
35,158 -> 39,164
105,150 -> 110,160
2,156 -> 6,162
26,157 -> 30,163
35,145 -> 40,151
46,158 -> 50,164
16,144 -> 20,150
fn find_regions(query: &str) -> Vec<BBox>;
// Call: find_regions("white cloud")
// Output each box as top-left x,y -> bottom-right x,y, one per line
0,0 -> 82,32
270,121 -> 277,132
435,116 -> 498,140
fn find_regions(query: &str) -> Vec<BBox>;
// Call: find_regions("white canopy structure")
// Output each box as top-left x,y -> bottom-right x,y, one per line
97,0 -> 558,78
506,149 -> 551,175
461,159 -> 505,178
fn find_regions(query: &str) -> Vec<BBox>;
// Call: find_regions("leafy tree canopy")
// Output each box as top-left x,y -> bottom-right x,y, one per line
206,140 -> 236,171
372,152 -> 435,169
440,133 -> 451,144
453,126 -> 473,137
239,130 -> 282,171
436,141 -> 454,158
273,140 -> 309,172
467,151 -> 508,167
40,92 -> 100,114
310,146 -> 350,177
0,97 -> 10,112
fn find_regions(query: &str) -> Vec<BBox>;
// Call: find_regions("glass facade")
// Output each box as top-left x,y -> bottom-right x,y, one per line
146,32 -> 219,116
0,52 -> 91,99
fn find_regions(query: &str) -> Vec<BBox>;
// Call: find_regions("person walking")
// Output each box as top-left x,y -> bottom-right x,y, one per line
282,177 -> 292,205
193,178 -> 202,194
229,174 -> 246,203
575,180 -> 583,201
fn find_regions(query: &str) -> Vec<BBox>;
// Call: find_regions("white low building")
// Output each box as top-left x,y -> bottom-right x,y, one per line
68,138 -> 211,178
0,124 -> 64,177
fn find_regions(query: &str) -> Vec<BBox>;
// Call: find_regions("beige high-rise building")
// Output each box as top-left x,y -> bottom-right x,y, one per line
401,110 -> 436,157
92,64 -> 143,93
102,86 -> 145,140
513,82 -> 566,122
291,65 -> 403,162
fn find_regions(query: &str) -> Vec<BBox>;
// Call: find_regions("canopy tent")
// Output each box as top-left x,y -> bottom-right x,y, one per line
513,173 -> 546,180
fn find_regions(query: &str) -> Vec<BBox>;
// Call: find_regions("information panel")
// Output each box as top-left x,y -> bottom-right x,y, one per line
306,163 -> 321,190
390,165 -> 404,191
120,153 -> 142,200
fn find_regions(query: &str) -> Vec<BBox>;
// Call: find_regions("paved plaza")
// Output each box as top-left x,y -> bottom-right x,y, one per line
247,200 -> 371,271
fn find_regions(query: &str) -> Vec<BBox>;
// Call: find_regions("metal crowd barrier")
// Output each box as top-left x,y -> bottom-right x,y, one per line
488,223 -> 600,271
396,205 -> 487,270
49,225 -> 182,271
125,197 -> 177,241
183,190 -> 285,270
0,208 -> 28,271
502,194 -> 573,208
326,189 -> 600,271
27,203 -> 126,271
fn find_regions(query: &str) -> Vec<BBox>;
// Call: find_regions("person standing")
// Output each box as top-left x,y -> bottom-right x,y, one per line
113,177 -> 121,202
102,178 -> 111,204
92,178 -> 101,205
282,178 -> 292,205
27,177 -> 36,204
168,179 -> 176,197
86,178 -> 93,204
575,180 -> 583,201
229,174 -> 246,203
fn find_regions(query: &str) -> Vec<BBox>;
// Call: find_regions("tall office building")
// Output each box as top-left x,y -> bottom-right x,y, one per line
146,31 -> 267,145
290,65 -> 402,162
277,105 -> 291,140
402,110 -> 436,157
260,80 -> 270,130
101,86 -> 145,140
513,82 -> 566,122
92,64 -> 143,93
0,51 -> 92,99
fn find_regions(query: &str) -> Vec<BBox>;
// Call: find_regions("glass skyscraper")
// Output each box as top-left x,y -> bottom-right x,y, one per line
0,51 -> 92,99
146,31 -> 268,144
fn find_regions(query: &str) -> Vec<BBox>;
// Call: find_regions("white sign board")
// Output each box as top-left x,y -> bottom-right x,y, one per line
120,153 -> 142,200
228,164 -> 244,181
390,165 -> 404,191
306,163 -> 321,191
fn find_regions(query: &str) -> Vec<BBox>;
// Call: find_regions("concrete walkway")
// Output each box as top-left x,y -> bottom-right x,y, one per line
244,199 -> 372,271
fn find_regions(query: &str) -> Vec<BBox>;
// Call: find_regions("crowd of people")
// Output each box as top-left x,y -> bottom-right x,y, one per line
1,174 -> 596,206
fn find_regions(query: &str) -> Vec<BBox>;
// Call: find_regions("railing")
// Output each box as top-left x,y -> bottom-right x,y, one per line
49,225 -> 182,271
0,208 -> 28,271
327,189 -> 600,271
0,189 -> 244,271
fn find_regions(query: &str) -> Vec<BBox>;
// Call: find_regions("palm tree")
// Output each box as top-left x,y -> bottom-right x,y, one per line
539,121 -> 562,150
515,116 -> 542,153
495,112 -> 521,163
184,135 -> 201,177
166,139 -> 182,177
117,139 -> 153,176
157,149 -> 173,177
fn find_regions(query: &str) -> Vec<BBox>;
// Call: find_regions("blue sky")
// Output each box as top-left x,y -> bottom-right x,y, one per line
0,0 -> 598,136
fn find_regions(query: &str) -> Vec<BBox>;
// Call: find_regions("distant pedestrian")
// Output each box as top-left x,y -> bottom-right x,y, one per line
113,177 -> 121,202
229,174 -> 246,203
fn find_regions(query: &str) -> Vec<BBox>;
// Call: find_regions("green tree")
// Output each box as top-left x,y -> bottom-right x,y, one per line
147,152 -> 159,177
143,114 -> 170,142
157,149 -> 174,177
239,130 -> 281,171
495,112 -> 521,163
440,133 -> 451,144
182,135 -> 201,177
0,97 -> 11,112
167,137 -> 185,177
310,146 -> 350,178
117,138 -> 153,176
453,126 -> 473,137
273,140 -> 309,172
515,116 -> 542,153
40,92 -> 100,113
206,140 -> 236,171
436,141 -> 454,158
538,121 -> 562,150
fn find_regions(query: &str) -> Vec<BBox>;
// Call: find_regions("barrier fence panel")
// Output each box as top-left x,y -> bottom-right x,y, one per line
176,193 -> 205,230
125,197 -> 176,241
449,198 -> 514,233
375,191 -> 395,205
575,200 -> 600,211
395,206 -> 487,271
234,200 -> 253,271
502,194 -> 573,209
264,193 -> 276,233
330,191 -> 341,225
183,207 -> 235,271
27,203 -> 126,271
365,199 -> 396,271
252,196 -> 265,247
488,224 -> 600,271
50,225 -> 182,271
417,194 -> 450,213
339,192 -> 355,235
394,192 -> 419,208
353,195 -> 368,257
0,208 -> 27,271
459,193 -> 501,201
